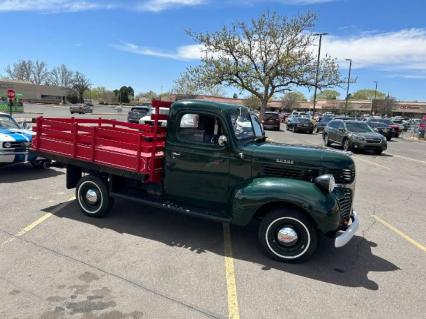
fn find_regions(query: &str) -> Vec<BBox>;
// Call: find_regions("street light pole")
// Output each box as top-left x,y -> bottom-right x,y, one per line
344,59 -> 352,115
373,81 -> 378,100
312,32 -> 328,114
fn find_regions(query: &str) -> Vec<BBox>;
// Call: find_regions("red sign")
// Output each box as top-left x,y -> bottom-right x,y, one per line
7,89 -> 16,100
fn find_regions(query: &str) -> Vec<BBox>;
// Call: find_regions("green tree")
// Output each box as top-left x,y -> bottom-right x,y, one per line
138,90 -> 158,101
316,89 -> 340,100
233,93 -> 238,99
351,89 -> 385,100
115,86 -> 134,104
281,91 -> 306,111
180,12 -> 340,119
243,95 -> 262,110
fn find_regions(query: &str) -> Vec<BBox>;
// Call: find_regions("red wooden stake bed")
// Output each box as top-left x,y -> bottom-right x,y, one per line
32,100 -> 172,183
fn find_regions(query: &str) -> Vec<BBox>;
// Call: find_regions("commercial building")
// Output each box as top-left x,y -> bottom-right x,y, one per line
0,79 -> 73,104
172,94 -> 426,118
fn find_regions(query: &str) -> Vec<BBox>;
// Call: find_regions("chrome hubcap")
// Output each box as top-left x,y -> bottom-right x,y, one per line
277,227 -> 298,246
86,189 -> 98,204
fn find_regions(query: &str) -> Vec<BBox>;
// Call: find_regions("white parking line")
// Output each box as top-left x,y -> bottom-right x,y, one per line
353,156 -> 390,170
1,197 -> 75,247
389,154 -> 426,165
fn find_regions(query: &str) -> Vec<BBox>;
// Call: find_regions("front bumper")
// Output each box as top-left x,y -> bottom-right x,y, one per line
351,141 -> 387,151
335,211 -> 359,248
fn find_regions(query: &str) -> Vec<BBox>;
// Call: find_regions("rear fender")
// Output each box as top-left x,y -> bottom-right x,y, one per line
231,177 -> 340,233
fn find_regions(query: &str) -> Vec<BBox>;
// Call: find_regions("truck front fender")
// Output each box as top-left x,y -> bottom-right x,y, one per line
230,177 -> 340,233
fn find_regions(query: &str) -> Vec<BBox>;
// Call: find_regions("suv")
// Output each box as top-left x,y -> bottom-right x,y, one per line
315,115 -> 334,133
324,120 -> 387,154
127,105 -> 151,123
262,112 -> 280,131
70,103 -> 93,114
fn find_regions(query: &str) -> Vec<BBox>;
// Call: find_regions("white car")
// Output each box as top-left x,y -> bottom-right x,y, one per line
139,107 -> 170,127
0,113 -> 44,167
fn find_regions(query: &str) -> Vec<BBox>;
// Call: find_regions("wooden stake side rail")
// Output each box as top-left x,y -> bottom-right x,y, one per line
32,100 -> 172,183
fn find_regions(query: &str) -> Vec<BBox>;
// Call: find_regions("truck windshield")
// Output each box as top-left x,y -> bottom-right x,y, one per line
0,115 -> 20,129
231,108 -> 260,140
346,122 -> 374,133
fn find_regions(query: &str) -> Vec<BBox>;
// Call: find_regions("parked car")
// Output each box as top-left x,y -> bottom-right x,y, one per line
419,115 -> 426,137
139,107 -> 170,127
315,115 -> 334,133
32,100 -> 359,263
287,117 -> 314,133
324,120 -> 387,154
367,121 -> 394,141
70,103 -> 93,114
367,118 -> 401,138
127,105 -> 151,123
0,112 -> 45,167
262,112 -> 280,131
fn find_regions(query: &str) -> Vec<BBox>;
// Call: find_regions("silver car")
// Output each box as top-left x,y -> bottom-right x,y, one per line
70,103 -> 94,114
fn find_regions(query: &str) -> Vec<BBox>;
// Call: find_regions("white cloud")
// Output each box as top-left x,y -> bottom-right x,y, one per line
0,0 -> 104,12
113,42 -> 204,60
139,0 -> 206,12
323,28 -> 426,71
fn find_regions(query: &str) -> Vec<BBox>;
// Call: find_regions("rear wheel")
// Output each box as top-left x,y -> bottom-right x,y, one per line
258,208 -> 318,263
76,175 -> 113,217
30,159 -> 45,169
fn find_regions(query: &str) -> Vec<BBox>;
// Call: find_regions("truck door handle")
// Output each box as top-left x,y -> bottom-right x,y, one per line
172,152 -> 181,159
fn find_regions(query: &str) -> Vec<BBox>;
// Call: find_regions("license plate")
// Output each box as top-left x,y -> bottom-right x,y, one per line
303,124 -> 308,127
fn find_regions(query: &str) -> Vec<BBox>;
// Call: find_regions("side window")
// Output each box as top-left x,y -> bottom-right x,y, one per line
328,121 -> 337,128
338,121 -> 344,129
177,113 -> 223,146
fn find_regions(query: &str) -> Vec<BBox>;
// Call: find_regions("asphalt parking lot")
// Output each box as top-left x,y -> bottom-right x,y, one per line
1,105 -> 425,319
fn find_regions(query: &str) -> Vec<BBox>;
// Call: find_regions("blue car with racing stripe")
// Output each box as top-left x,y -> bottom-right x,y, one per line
0,112 -> 44,167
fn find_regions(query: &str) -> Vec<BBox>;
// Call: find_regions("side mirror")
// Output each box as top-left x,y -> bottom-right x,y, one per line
218,135 -> 228,147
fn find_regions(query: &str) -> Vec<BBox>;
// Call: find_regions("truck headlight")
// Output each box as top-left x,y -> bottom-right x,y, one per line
3,142 -> 12,148
314,174 -> 336,193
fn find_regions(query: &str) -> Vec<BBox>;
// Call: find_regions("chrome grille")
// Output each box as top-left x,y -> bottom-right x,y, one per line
2,141 -> 27,150
337,188 -> 353,225
262,165 -> 317,182
327,167 -> 355,184
366,138 -> 381,143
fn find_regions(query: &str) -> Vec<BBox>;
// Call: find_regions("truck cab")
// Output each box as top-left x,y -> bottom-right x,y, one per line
32,100 -> 359,262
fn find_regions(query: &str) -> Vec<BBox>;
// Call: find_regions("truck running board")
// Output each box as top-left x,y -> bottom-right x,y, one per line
110,192 -> 231,224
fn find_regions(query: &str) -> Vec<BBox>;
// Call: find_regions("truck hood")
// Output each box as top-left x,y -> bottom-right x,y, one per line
242,141 -> 355,181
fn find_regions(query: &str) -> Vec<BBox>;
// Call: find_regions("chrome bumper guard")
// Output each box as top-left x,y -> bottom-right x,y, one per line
335,211 -> 359,248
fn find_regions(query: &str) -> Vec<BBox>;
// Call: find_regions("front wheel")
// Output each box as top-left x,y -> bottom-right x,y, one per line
324,134 -> 331,146
343,138 -> 351,151
76,175 -> 114,217
374,150 -> 383,155
258,209 -> 318,263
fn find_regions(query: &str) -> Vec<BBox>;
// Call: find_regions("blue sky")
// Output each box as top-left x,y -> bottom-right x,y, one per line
1,0 -> 426,101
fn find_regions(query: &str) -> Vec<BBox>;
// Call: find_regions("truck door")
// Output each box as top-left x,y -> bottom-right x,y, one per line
164,112 -> 231,211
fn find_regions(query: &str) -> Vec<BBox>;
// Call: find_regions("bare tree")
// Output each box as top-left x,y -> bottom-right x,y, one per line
173,72 -> 201,95
32,60 -> 50,85
181,12 -> 340,119
49,64 -> 74,87
72,72 -> 91,103
5,60 -> 34,82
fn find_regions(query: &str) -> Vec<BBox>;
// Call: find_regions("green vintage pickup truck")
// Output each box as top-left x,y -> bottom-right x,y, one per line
32,100 -> 359,262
